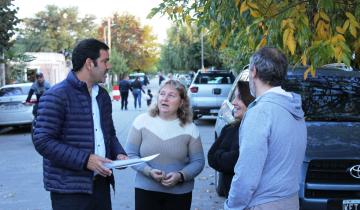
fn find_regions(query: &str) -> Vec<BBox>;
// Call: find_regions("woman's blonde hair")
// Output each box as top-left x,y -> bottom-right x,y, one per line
149,79 -> 193,126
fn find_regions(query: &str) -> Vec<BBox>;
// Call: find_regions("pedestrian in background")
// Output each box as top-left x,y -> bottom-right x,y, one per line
125,79 -> 205,210
119,75 -> 132,110
144,74 -> 150,86
146,89 -> 153,107
158,72 -> 165,85
25,72 -> 51,116
131,76 -> 145,109
224,47 -> 307,210
33,38 -> 128,210
208,81 -> 254,197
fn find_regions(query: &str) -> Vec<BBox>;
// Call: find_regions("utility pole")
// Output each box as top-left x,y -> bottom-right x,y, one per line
107,18 -> 111,51
201,31 -> 204,70
0,48 -> 5,86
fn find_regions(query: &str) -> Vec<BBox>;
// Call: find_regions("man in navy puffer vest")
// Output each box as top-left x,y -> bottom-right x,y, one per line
33,38 -> 127,210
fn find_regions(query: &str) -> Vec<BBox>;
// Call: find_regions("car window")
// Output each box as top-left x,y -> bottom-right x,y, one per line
0,86 -> 30,97
236,67 -> 360,122
284,72 -> 360,122
194,73 -> 234,84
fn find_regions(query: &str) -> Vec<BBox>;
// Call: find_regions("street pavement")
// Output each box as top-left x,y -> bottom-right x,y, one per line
0,78 -> 225,210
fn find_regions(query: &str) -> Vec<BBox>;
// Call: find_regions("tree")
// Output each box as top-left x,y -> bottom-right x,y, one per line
98,13 -> 159,73
17,5 -> 97,55
158,24 -> 222,73
150,0 -> 360,77
4,46 -> 34,83
0,0 -> 20,85
109,48 -> 129,82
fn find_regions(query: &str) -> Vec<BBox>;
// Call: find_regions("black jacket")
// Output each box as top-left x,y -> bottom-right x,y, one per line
207,122 -> 240,195
119,79 -> 132,93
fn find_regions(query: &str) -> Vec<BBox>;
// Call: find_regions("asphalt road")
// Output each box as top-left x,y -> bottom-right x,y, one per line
0,79 -> 225,210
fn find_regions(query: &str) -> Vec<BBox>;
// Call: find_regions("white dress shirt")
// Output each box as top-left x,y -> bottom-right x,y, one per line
91,85 -> 106,158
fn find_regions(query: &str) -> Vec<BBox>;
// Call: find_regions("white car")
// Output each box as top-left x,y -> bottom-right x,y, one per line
0,83 -> 35,126
188,70 -> 235,120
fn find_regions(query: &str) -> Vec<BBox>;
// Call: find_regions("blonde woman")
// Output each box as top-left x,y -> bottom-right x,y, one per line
126,80 -> 205,210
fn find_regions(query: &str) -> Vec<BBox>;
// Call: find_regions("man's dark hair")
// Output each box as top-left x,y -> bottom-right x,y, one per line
72,38 -> 109,72
35,72 -> 44,79
249,47 -> 288,86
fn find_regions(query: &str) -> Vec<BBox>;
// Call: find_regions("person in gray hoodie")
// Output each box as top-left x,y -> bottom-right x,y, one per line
224,47 -> 307,210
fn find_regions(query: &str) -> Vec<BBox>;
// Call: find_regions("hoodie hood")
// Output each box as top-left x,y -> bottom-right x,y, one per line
255,91 -> 304,120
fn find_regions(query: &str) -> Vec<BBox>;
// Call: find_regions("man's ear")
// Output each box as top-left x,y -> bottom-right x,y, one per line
85,58 -> 93,70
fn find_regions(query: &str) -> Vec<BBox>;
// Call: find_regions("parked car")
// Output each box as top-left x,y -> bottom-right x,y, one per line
322,63 -> 353,71
188,70 -> 235,120
213,66 -> 360,210
129,72 -> 145,84
0,83 -> 35,127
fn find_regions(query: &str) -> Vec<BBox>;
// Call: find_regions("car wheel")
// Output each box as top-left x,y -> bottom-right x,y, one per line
215,171 -> 227,197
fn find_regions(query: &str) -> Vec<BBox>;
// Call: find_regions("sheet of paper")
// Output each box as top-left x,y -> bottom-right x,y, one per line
104,153 -> 160,169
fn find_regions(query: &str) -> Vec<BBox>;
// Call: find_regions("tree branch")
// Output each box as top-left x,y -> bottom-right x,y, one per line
265,0 -> 310,20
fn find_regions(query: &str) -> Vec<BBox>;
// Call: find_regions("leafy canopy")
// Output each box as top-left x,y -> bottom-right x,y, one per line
16,5 -> 97,54
98,13 -> 159,73
0,0 -> 20,51
150,0 -> 360,78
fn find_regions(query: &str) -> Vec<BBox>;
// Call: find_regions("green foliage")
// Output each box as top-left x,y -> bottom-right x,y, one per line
17,5 -> 97,54
4,45 -> 35,83
0,0 -> 20,51
99,13 -> 159,73
109,48 -> 129,79
151,0 -> 360,75
158,24 -> 223,73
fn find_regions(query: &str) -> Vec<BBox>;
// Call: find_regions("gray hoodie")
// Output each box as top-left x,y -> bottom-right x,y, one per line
225,91 -> 307,210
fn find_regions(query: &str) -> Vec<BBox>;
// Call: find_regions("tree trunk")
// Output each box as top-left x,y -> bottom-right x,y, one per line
0,49 -> 5,86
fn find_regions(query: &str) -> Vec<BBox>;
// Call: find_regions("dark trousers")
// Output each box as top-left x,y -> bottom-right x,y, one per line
120,91 -> 129,110
135,188 -> 192,210
51,176 -> 111,210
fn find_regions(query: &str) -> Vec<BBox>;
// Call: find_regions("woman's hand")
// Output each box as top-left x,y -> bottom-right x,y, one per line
117,154 -> 128,160
150,169 -> 165,182
161,172 -> 181,187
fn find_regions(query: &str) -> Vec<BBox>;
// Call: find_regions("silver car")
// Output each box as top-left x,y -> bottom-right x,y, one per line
0,83 -> 35,126
188,70 -> 235,120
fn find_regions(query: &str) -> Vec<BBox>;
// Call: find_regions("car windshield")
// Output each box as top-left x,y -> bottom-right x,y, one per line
0,86 -> 30,97
284,69 -> 360,122
194,73 -> 235,84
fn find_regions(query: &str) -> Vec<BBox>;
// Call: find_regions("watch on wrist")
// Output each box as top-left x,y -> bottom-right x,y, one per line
178,172 -> 184,184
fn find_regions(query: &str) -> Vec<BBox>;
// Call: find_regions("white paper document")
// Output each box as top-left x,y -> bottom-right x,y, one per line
104,153 -> 160,169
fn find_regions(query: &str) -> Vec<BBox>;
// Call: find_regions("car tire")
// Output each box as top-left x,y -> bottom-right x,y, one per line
215,171 -> 227,197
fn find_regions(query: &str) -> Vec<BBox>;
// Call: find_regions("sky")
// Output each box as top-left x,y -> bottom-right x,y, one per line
12,0 -> 172,43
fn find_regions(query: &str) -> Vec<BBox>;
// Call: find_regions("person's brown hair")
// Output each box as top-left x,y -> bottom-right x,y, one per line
149,79 -> 192,126
236,80 -> 255,106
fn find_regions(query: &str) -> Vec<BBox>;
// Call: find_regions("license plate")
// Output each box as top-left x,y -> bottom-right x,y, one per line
343,200 -> 360,210
210,109 -> 219,114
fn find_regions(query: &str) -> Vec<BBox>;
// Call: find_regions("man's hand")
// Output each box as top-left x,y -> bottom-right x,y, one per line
117,154 -> 128,160
86,154 -> 112,177
150,169 -> 165,182
161,172 -> 181,187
